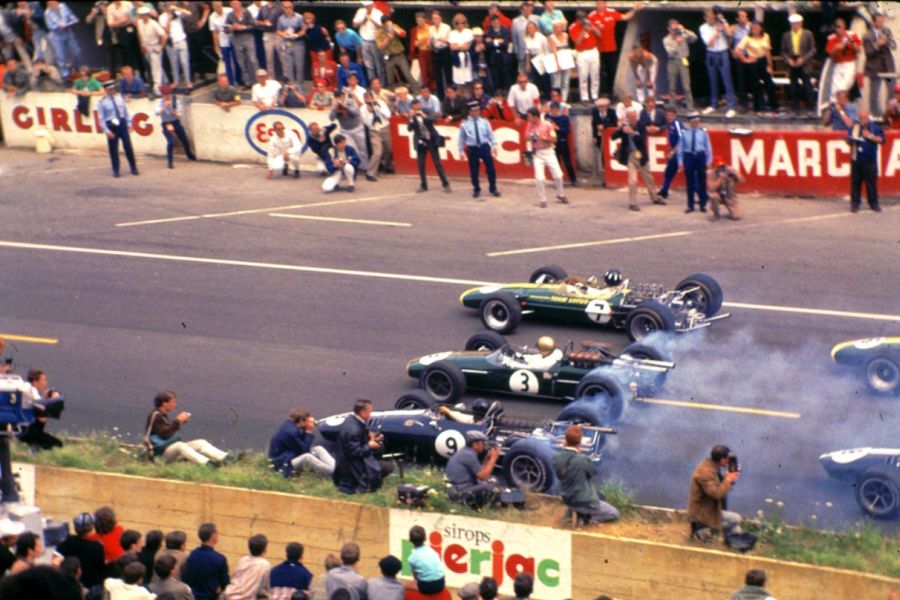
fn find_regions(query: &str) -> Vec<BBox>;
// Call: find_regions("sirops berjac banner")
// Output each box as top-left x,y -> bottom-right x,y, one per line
389,508 -> 572,599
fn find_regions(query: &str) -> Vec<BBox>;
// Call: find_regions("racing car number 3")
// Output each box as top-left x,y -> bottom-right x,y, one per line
508,369 -> 539,394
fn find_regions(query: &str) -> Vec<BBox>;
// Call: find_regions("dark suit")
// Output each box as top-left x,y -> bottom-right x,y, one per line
863,27 -> 896,114
408,112 -> 449,190
612,120 -> 660,207
332,414 -> 390,494
591,106 -> 617,185
780,29 -> 816,109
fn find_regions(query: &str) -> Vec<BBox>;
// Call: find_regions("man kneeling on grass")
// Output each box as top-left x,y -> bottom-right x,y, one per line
143,391 -> 232,466
551,425 -> 620,525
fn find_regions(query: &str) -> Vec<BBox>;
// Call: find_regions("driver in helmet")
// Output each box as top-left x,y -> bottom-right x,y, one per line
439,398 -> 491,424
525,336 -> 563,369
602,269 -> 623,288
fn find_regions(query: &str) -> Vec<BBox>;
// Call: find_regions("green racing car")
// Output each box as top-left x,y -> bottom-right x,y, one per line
459,265 -> 730,341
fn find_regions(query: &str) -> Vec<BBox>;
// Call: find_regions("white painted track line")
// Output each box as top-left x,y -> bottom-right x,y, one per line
269,213 -> 411,227
1,240 -> 897,323
115,193 -> 413,228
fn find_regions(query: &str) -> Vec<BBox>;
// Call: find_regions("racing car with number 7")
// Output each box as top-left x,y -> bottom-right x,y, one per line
459,265 -> 730,341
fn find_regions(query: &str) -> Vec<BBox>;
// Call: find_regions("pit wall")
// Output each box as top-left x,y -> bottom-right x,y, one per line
34,466 -> 897,600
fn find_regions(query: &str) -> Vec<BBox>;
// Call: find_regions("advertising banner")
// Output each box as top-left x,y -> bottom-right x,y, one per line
388,509 -> 571,599
601,129 -> 900,196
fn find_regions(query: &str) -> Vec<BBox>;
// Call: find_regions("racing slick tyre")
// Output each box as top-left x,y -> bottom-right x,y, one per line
625,300 -> 676,342
556,401 -> 610,449
529,265 -> 568,284
676,273 -> 724,317
622,342 -> 672,395
574,373 -> 627,423
864,354 -> 900,395
465,331 -> 508,352
504,438 -> 558,493
420,360 -> 466,404
479,292 -> 522,334
855,470 -> 900,519
394,390 -> 434,410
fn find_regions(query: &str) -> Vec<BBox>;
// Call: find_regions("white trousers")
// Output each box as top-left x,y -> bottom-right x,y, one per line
161,439 -> 227,465
576,48 -> 600,102
533,147 -> 564,202
830,60 -> 856,99
634,63 -> 657,102
322,164 -> 356,192
267,151 -> 300,171
289,446 -> 336,476
315,158 -> 327,174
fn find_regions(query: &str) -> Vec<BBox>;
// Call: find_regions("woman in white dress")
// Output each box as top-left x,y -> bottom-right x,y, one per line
449,13 -> 474,88
524,21 -> 550,97
548,20 -> 572,102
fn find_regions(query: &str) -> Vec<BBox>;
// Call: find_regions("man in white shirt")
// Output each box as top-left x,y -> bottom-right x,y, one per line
614,92 -> 643,122
266,120 -> 302,179
360,91 -> 392,181
252,68 -> 281,110
699,7 -> 736,117
352,0 -> 385,85
416,86 -> 442,116
511,1 -> 541,74
507,72 -> 541,118
136,7 -> 168,95
159,2 -> 192,88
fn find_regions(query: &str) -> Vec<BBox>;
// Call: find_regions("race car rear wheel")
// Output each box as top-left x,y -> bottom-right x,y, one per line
622,342 -> 672,394
574,373 -> 626,422
394,390 -> 433,410
420,360 -> 466,404
505,439 -> 557,492
479,292 -> 522,334
855,470 -> 900,519
529,265 -> 568,284
625,300 -> 676,342
465,330 -> 507,352
676,273 -> 724,317
864,355 -> 900,395
556,401 -> 609,449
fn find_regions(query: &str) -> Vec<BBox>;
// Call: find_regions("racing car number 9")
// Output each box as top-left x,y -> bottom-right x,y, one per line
435,430 -> 466,458
586,300 -> 613,324
509,369 -> 540,394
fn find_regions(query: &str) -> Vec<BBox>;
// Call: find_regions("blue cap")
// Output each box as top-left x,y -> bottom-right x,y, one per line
73,512 -> 93,534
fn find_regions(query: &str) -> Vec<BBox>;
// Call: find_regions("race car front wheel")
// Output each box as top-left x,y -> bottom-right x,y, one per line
529,265 -> 568,284
420,361 -> 466,404
479,292 -> 522,334
574,372 -> 626,422
625,300 -> 676,342
855,471 -> 900,519
864,355 -> 900,395
505,439 -> 557,493
465,330 -> 507,352
395,390 -> 433,410
676,273 -> 724,317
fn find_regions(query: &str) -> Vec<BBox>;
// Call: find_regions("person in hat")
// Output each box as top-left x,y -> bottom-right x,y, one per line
525,107 -> 568,208
97,79 -> 139,178
885,83 -> 900,129
847,110 -> 884,213
367,555 -> 403,599
612,107 -> 664,211
0,519 -> 25,576
408,98 -> 452,194
591,95 -> 617,186
780,13 -> 816,112
677,111 -> 712,213
136,6 -> 168,96
156,84 -> 197,169
458,100 -> 500,199
252,68 -> 282,111
707,155 -> 744,221
444,430 -> 500,509
57,513 -> 105,590
863,12 -> 896,116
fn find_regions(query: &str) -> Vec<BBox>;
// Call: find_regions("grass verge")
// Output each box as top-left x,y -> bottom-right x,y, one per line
13,434 -> 899,577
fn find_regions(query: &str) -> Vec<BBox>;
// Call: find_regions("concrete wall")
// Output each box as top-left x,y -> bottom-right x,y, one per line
34,466 -> 898,600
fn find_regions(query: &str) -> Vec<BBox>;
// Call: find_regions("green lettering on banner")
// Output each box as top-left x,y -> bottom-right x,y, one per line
470,548 -> 492,575
537,559 -> 560,587
400,539 -> 414,576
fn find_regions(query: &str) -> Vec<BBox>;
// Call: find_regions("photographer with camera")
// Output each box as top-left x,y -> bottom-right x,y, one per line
825,18 -> 861,101
552,426 -> 620,525
688,444 -> 743,541
408,98 -> 451,194
445,431 -> 500,509
663,19 -> 696,110
19,368 -> 64,451
333,399 -> 393,494
699,7 -> 737,118
612,107 -> 663,211
524,106 -> 567,208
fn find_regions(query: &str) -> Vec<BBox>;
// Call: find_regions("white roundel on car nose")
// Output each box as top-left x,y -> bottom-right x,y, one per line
586,299 -> 613,323
854,337 -> 885,350
509,369 -> 539,394
435,429 -> 466,458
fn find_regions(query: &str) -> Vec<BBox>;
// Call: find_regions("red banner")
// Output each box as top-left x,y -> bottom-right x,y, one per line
601,129 -> 900,196
390,116 -> 533,179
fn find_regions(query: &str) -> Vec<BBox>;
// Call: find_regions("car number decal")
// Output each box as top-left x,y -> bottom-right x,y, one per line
435,430 -> 466,458
585,299 -> 613,324
509,369 -> 539,394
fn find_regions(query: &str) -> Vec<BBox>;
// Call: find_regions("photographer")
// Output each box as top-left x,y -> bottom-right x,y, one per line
825,18 -> 861,100
329,90 -> 369,170
445,431 -> 500,509
822,90 -> 857,132
332,399 -> 393,494
699,7 -> 737,117
19,369 -> 63,451
278,80 -> 308,108
612,107 -> 663,211
663,19 -> 696,110
707,156 -> 744,221
687,444 -> 742,540
408,98 -> 451,194
269,408 -> 335,477
552,426 -> 619,525
265,120 -> 302,179
360,91 -> 391,182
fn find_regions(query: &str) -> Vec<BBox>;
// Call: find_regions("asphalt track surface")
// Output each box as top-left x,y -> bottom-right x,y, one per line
1,148 -> 898,534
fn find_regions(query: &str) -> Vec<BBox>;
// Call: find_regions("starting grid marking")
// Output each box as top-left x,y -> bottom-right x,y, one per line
0,334 -> 58,345
269,213 -> 411,228
114,193 -> 414,228
635,397 -> 801,419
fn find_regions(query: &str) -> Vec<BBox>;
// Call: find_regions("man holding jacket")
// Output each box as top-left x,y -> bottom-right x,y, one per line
408,98 -> 452,194
612,107 -> 664,211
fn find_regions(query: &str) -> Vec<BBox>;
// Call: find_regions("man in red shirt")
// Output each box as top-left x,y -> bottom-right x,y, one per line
589,0 -> 642,95
569,10 -> 603,102
482,2 -> 512,31
825,18 -> 861,100
311,50 -> 338,90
